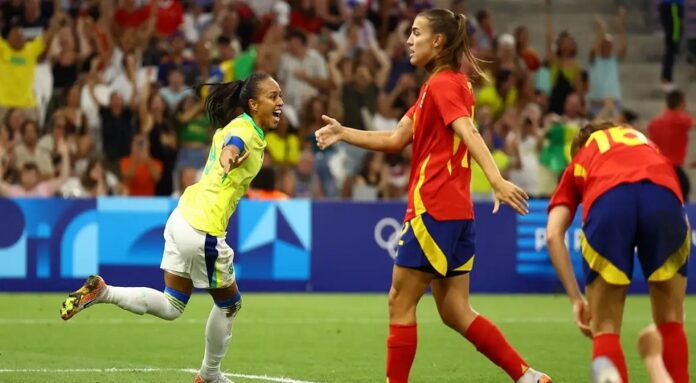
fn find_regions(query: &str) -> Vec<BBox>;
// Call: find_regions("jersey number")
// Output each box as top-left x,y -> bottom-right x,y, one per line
586,127 -> 648,154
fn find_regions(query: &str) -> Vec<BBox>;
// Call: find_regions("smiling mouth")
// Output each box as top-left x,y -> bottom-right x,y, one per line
272,110 -> 282,120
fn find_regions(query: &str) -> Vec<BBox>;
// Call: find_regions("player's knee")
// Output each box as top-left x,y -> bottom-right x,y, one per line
215,290 -> 242,318
164,287 -> 190,320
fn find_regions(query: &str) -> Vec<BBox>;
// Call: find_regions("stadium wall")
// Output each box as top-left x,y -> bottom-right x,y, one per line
0,197 -> 694,293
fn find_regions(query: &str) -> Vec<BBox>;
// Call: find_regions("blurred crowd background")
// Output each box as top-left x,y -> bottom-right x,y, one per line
0,0 -> 694,201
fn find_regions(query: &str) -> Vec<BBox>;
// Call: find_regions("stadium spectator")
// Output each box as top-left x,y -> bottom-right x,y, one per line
648,90 -> 694,201
119,134 -> 163,196
290,0 -> 324,35
277,28 -> 330,113
545,5 -> 581,115
266,113 -> 300,167
333,0 -> 376,52
514,26 -> 541,72
659,0 -> 685,92
14,120 -> 54,178
0,140 -> 70,197
247,166 -> 290,200
159,65 -> 194,109
170,165 -> 199,198
588,8 -> 628,118
140,72 -> 178,196
92,83 -> 138,172
281,149 -> 323,198
0,10 -> 65,123
350,151 -> 389,200
507,104 -> 543,198
1,108 -> 26,147
61,156 -> 121,197
175,95 -> 210,172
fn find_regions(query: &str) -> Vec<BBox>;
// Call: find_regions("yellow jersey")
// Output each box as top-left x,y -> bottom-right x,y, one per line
0,36 -> 45,107
178,113 -> 266,236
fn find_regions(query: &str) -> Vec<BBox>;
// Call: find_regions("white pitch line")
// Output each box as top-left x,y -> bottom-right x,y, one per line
0,367 -> 321,383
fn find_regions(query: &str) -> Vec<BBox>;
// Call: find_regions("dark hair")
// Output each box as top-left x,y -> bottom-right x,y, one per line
197,72 -> 273,130
81,156 -> 105,191
555,30 -> 577,58
666,90 -> 685,110
286,29 -> 308,45
475,10 -> 489,23
20,120 -> 39,136
22,162 -> 39,172
621,108 -> 638,124
418,8 -> 486,79
250,166 -> 276,191
570,120 -> 617,157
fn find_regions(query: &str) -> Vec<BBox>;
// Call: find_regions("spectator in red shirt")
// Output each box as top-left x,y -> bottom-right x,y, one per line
290,0 -> 324,35
647,90 -> 694,200
120,134 -> 162,196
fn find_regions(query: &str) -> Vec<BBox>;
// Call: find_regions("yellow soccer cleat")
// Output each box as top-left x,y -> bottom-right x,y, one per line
60,275 -> 107,320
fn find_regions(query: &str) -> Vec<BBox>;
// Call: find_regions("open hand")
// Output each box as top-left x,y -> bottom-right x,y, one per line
223,151 -> 250,176
315,115 -> 344,150
572,298 -> 592,338
492,179 -> 529,215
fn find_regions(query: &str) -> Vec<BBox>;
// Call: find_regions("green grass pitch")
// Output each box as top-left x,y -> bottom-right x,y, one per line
0,293 -> 694,382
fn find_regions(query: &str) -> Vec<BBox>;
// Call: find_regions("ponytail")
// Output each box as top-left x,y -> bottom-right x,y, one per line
195,72 -> 272,129
419,9 -> 488,81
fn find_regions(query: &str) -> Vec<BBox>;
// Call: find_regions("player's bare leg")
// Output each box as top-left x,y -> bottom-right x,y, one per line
648,275 -> 688,383
638,325 -> 674,383
586,277 -> 629,383
386,265 -> 433,383
60,272 -> 192,321
194,282 -> 242,383
431,274 -> 551,383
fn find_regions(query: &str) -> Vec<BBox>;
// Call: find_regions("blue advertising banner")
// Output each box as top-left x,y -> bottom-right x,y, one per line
0,198 -> 694,293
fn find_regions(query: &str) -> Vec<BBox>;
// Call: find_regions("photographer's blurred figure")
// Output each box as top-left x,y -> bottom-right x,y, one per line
120,134 -> 162,196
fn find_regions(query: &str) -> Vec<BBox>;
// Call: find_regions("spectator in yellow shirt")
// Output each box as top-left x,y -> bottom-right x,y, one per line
0,12 -> 64,124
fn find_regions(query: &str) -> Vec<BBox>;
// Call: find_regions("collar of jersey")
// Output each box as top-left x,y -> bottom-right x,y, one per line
240,113 -> 265,140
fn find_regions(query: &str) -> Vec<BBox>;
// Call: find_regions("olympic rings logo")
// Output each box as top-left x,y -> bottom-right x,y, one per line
374,217 -> 402,260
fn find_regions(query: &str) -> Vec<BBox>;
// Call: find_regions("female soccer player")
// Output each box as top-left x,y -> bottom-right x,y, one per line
547,121 -> 689,383
60,72 -> 284,383
316,8 -> 551,383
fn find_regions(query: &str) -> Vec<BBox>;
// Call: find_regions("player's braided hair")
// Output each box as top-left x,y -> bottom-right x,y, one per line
419,8 -> 487,81
196,72 -> 272,130
570,120 -> 619,157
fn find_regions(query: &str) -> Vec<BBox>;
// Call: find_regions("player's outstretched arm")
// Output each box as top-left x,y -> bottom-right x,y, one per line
547,205 -> 591,338
451,116 -> 528,215
315,114 -> 413,153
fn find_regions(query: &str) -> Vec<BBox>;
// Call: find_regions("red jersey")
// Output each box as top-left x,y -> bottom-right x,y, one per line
549,126 -> 683,221
647,110 -> 693,166
404,70 -> 474,222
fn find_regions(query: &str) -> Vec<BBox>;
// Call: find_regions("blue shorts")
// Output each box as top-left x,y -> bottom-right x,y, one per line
396,212 -> 475,277
582,181 -> 690,286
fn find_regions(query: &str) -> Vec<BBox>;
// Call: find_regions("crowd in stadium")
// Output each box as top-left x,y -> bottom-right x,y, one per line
0,0 -> 692,200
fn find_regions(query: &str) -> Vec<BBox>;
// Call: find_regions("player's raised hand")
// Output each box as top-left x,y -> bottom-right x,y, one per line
572,298 -> 592,338
223,151 -> 250,176
492,179 -> 529,215
315,115 -> 344,150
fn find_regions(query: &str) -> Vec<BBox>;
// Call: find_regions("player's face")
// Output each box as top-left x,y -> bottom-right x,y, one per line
407,16 -> 440,68
251,78 -> 284,131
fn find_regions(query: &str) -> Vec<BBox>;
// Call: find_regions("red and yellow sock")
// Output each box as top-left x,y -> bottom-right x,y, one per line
465,315 -> 529,381
386,323 -> 417,383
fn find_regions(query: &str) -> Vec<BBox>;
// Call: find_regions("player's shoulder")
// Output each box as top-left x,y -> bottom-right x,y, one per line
430,70 -> 469,87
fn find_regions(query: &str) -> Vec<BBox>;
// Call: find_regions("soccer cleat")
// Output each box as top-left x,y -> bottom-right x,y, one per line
60,275 -> 107,321
194,373 -> 232,383
517,368 -> 553,383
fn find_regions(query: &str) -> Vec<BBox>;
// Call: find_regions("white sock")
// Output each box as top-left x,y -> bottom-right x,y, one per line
200,305 -> 235,378
102,286 -> 183,320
